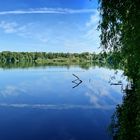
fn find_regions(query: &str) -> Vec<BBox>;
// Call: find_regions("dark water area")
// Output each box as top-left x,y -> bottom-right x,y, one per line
0,66 -> 126,140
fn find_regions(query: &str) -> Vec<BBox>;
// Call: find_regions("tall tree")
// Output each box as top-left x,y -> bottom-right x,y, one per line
98,0 -> 140,140
99,0 -> 140,79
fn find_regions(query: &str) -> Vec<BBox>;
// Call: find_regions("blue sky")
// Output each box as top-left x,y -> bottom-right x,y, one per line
0,0 -> 101,53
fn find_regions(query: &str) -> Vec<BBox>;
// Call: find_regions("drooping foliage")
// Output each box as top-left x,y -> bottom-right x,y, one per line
98,0 -> 140,140
99,0 -> 140,79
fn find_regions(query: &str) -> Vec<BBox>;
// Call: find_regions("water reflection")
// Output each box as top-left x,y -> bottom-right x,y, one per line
0,103 -> 115,110
0,65 -> 125,140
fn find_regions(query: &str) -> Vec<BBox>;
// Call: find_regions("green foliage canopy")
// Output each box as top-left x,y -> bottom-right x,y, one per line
98,0 -> 140,80
98,0 -> 140,140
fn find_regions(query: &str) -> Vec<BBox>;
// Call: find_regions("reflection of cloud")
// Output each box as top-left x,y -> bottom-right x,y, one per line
84,78 -> 123,108
0,103 -> 115,110
93,68 -> 127,86
0,86 -> 26,97
0,74 -> 54,98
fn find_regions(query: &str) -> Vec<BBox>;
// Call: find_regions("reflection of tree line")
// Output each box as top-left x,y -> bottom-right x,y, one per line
98,0 -> 140,139
0,51 -> 122,64
0,60 -> 122,70
0,51 -> 123,70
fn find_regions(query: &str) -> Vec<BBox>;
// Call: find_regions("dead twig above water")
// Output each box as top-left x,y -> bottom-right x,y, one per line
72,74 -> 82,88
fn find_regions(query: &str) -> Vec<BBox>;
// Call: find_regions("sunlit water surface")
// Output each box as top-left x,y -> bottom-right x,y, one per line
0,66 -> 126,140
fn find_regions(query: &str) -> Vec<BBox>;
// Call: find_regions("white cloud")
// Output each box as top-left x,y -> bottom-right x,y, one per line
0,21 -> 28,34
39,38 -> 49,43
80,10 -> 101,52
0,21 -> 49,44
85,10 -> 100,40
86,10 -> 99,27
0,21 -> 18,33
0,8 -> 96,15
0,9 -> 101,52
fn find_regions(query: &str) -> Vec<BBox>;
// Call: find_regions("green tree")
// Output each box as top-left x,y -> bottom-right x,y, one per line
98,0 -> 140,139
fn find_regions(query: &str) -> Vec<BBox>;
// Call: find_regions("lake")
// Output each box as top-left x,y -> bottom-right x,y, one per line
0,65 -> 126,140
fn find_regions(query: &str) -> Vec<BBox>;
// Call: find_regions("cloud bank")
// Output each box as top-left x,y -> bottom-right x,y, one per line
0,8 -> 95,15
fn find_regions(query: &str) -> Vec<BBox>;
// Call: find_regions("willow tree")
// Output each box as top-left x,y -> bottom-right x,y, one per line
98,0 -> 140,140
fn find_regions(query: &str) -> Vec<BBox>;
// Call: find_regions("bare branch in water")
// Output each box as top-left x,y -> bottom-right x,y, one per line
72,74 -> 82,88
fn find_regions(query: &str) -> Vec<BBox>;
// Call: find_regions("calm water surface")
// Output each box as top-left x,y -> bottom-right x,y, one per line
0,66 -> 126,140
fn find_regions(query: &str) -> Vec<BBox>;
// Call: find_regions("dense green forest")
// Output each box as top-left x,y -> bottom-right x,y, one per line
98,0 -> 140,140
0,51 -> 124,70
0,51 -> 123,70
0,51 -> 111,64
0,51 -> 99,63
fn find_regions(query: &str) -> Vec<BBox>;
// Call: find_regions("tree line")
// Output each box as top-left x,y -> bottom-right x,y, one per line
0,51 -> 108,63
